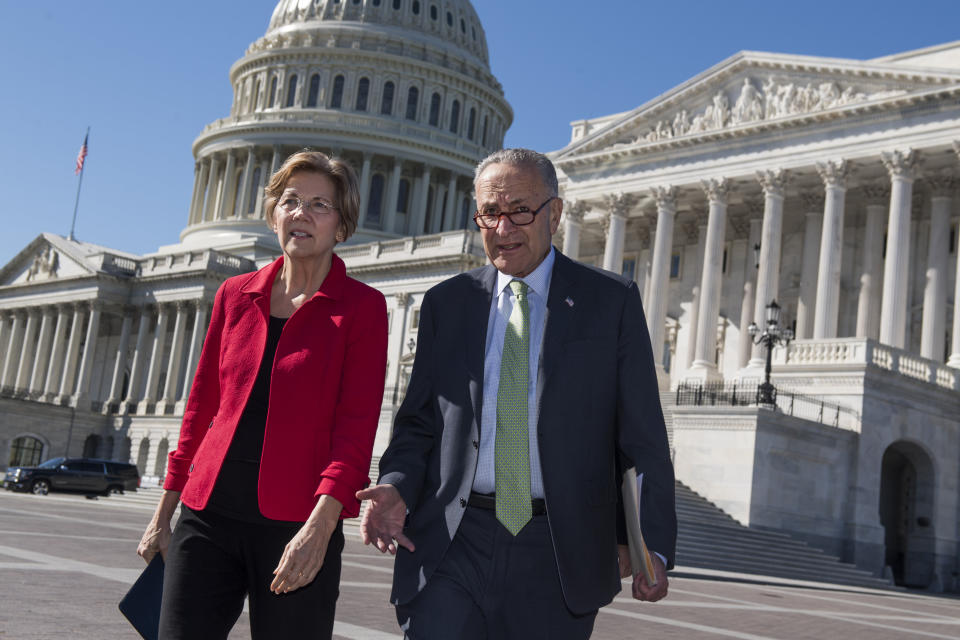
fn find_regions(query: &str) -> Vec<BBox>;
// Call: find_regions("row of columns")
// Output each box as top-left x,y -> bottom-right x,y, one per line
0,299 -> 209,415
561,145 -> 960,383
188,147 -> 474,236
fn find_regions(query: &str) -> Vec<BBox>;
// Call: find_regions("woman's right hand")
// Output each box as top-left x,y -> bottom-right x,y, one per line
138,489 -> 181,563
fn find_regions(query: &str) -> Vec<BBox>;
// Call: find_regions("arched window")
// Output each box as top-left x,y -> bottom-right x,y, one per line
449,100 -> 460,134
393,0 -> 401,8
372,0 -> 380,5
405,86 -> 419,120
268,76 -> 278,108
412,1 -> 420,15
446,10 -> 453,26
430,5 -> 438,20
248,167 -> 262,215
367,174 -> 385,226
381,81 -> 395,115
82,434 -> 101,458
154,439 -> 169,479
307,74 -> 320,107
285,74 -> 298,107
460,18 -> 466,33
355,77 -> 370,111
482,115 -> 489,146
429,92 -> 441,127
330,75 -> 345,108
136,437 -> 150,475
397,178 -> 410,213
8,435 -> 43,467
467,107 -> 476,140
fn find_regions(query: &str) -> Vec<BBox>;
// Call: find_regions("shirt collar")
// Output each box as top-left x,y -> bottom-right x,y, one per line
494,247 -> 555,300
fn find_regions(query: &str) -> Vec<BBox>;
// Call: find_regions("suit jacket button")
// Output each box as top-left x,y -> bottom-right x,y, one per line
459,497 -> 466,507
472,440 -> 478,449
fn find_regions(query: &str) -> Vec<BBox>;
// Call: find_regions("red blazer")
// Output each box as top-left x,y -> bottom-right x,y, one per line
164,254 -> 388,521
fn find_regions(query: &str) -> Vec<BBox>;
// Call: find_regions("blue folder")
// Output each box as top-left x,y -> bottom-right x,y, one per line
118,554 -> 164,640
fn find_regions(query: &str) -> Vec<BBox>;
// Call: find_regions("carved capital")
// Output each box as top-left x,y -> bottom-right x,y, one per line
815,160 -> 848,188
881,149 -> 918,181
924,168 -> 957,197
650,185 -> 677,212
756,168 -> 788,197
859,181 -> 890,205
800,192 -> 825,212
700,178 -> 730,204
602,192 -> 637,218
395,291 -> 411,306
564,199 -> 590,223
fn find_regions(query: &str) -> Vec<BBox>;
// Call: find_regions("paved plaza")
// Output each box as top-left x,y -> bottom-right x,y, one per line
0,488 -> 958,639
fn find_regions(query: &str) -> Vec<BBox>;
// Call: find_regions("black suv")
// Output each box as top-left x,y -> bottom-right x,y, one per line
3,457 -> 141,496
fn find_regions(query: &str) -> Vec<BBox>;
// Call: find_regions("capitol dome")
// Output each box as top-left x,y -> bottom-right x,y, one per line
179,0 -> 512,259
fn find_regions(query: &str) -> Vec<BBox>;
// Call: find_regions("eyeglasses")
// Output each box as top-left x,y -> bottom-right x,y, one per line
473,197 -> 556,229
277,195 -> 338,216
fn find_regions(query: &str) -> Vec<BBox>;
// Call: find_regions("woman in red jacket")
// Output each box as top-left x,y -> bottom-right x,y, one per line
137,151 -> 388,639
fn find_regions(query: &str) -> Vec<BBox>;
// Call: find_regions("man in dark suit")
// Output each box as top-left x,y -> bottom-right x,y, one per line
358,148 -> 676,639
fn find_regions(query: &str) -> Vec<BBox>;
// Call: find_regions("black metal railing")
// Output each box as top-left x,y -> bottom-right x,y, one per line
675,381 -> 860,429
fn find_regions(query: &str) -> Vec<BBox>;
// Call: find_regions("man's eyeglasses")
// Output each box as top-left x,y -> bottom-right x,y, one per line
277,195 -> 338,216
473,197 -> 556,229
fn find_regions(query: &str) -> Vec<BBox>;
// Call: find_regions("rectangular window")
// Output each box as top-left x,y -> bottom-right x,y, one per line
410,308 -> 420,331
669,252 -> 682,280
621,257 -> 636,281
950,224 -> 956,255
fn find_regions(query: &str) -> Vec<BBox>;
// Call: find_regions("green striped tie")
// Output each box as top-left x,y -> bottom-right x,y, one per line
496,280 -> 532,535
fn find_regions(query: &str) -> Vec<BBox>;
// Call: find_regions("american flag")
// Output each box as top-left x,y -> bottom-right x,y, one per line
75,133 -> 88,175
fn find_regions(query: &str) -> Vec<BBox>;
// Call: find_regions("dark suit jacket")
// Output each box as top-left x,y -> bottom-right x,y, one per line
379,250 -> 676,615
165,255 -> 388,521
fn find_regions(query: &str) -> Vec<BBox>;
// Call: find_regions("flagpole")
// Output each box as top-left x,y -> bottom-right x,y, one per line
69,126 -> 90,241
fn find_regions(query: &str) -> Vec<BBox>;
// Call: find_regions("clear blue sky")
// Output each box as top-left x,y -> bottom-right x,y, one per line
1,1 -> 957,265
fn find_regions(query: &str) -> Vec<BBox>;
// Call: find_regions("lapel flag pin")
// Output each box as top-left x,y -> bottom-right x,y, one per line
565,296 -> 574,307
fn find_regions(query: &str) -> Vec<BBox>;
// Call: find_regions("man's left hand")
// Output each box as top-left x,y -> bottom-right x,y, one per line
632,553 -> 668,602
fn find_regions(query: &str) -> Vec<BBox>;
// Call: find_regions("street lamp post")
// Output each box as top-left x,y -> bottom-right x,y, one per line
748,299 -> 793,407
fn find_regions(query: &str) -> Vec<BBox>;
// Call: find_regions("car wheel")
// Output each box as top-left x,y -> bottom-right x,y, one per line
106,485 -> 124,496
31,479 -> 50,496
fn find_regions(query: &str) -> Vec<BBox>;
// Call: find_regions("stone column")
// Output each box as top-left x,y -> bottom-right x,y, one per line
879,150 -> 918,349
384,161 -> 403,234
812,160 -> 849,340
430,182 -> 446,234
684,218 -> 708,369
270,145 -> 282,175
795,197 -> 823,339
920,176 -> 953,360
71,301 -> 102,409
236,147 -> 256,218
357,153 -> 373,228
443,174 -> 458,231
123,307 -> 153,413
0,313 -> 9,381
647,186 -> 677,384
748,169 -> 788,368
14,309 -> 40,394
43,306 -> 70,401
215,151 -> 237,221
689,178 -> 729,381
187,163 -> 202,225
949,141 -> 960,367
254,158 -> 270,219
139,304 -> 170,414
178,301 -> 209,409
739,218 -> 762,369
855,185 -> 888,339
1,311 -> 25,391
29,307 -> 56,396
411,166 -> 432,235
104,309 -> 134,410
158,302 -> 189,413
562,200 -> 589,260
203,154 -> 220,222
601,193 -> 635,273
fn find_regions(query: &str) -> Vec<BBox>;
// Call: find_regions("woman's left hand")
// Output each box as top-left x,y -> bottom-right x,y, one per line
270,495 -> 343,594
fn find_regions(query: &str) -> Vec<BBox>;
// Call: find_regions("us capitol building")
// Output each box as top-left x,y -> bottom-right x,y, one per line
1,0 -> 959,592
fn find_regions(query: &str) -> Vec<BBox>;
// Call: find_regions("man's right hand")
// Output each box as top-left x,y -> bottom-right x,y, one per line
356,484 -> 415,555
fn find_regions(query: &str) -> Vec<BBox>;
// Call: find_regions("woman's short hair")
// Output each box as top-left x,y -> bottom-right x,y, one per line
264,150 -> 361,242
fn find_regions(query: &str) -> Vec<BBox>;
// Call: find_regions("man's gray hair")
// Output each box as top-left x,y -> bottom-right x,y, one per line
474,148 -> 559,197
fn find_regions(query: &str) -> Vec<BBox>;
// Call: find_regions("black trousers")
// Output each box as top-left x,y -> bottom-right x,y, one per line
395,505 -> 597,640
158,506 -> 344,640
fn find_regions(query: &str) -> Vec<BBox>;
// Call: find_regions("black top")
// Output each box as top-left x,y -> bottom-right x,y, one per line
206,315 -> 299,525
